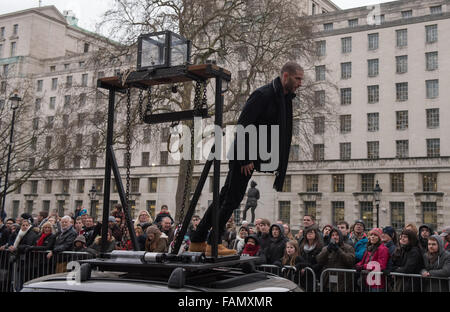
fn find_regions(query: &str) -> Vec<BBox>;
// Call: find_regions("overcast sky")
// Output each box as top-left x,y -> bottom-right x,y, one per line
0,0 -> 397,31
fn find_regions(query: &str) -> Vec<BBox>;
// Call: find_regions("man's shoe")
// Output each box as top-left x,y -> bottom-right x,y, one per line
189,241 -> 207,253
205,244 -> 237,257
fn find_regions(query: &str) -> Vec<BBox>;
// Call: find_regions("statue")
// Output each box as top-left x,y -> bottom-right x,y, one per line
243,181 -> 260,224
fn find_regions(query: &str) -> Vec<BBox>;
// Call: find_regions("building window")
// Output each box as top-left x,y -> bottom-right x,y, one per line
289,144 -> 299,161
426,80 -> 439,99
58,156 -> 65,169
332,201 -> 345,225
43,201 -> 51,213
10,42 -> 16,57
13,24 -> 19,36
426,138 -> 440,157
348,18 -> 358,27
147,200 -> 156,219
0,44 -> 3,58
64,95 -> 71,108
305,175 -> 319,192
0,27 -> 4,39
304,202 -> 317,220
368,33 -> 379,50
360,202 -> 374,229
61,180 -> 69,193
341,62 -> 352,79
316,40 -> 326,56
32,118 -> 39,130
76,134 -> 83,148
82,74 -> 88,87
390,202 -> 405,230
340,142 -> 351,160
341,37 -> 352,53
396,29 -> 408,47
90,155 -> 97,168
396,55 -> 408,74
282,175 -> 291,192
45,180 -> 52,194
340,115 -> 351,134
160,151 -> 168,165
367,85 -> 379,103
149,177 -> 158,193
367,113 -> 379,132
340,88 -> 351,105
84,43 -> 90,53
430,5 -> 442,15
12,201 -> 20,219
367,59 -> 379,77
95,179 -> 103,193
45,136 -> 52,150
66,76 -> 72,87
315,65 -> 325,81
26,201 -> 33,215
396,140 -> 409,158
314,90 -> 325,106
426,108 -> 439,128
425,52 -> 438,71
51,78 -> 58,90
0,81 -> 6,93
48,97 -> 56,110
279,201 -> 291,225
131,178 -> 140,193
77,179 -> 85,193
31,180 -> 38,194
396,110 -> 408,130
333,174 -> 345,192
314,116 -> 325,134
50,65 -> 56,72
426,25 -> 438,43
79,93 -> 87,106
422,202 -> 437,231
391,173 -> 404,192
142,152 -> 150,166
47,116 -> 54,129
323,23 -> 333,31
423,173 -> 437,192
73,156 -> 81,168
161,127 -> 170,143
313,144 -> 324,161
367,141 -> 379,159
401,10 -> 412,18
361,173 -> 375,192
396,82 -> 408,101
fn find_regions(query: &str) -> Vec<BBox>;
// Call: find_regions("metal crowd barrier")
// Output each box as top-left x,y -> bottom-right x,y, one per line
256,264 -> 317,292
0,249 -> 94,292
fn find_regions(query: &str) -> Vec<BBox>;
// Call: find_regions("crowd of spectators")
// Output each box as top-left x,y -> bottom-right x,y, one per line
1,206 -> 449,291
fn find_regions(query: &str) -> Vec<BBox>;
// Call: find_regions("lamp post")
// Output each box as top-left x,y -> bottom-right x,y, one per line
373,180 -> 382,228
88,184 -> 97,220
1,92 -> 21,220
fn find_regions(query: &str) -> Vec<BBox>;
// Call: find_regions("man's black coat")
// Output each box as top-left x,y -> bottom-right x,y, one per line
231,76 -> 295,191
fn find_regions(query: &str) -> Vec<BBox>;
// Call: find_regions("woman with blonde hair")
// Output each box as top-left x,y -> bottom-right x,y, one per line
404,223 -> 418,236
136,210 -> 153,227
145,225 -> 168,252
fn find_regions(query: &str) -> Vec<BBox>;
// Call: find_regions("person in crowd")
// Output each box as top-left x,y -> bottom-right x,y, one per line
74,206 -> 83,220
74,217 -> 85,236
153,205 -> 174,225
6,218 -> 38,254
29,222 -> 56,251
72,235 -> 89,252
135,210 -> 153,228
264,224 -> 288,265
421,235 -> 450,292
233,226 -> 249,255
47,216 -> 59,234
242,235 -> 261,257
381,226 -> 398,272
281,240 -> 302,282
355,228 -> 390,292
158,216 -> 174,246
37,211 -> 49,229
88,230 -> 117,255
337,221 -> 353,246
79,209 -> 88,226
186,215 -> 201,238
350,220 -> 368,262
144,225 -> 168,253
111,204 -> 125,220
0,218 -> 14,247
295,215 -> 321,244
322,225 -> 332,246
418,224 -> 434,253
404,223 -> 418,236
221,217 -> 236,249
440,226 -> 450,251
257,218 -> 272,253
254,218 -> 262,235
283,224 -> 295,241
298,227 -> 323,291
134,225 -> 146,250
1,223 -> 20,249
317,228 -> 355,292
241,220 -> 250,229
390,229 -> 424,292
108,216 -> 123,242
46,216 -> 77,260
84,216 -> 101,247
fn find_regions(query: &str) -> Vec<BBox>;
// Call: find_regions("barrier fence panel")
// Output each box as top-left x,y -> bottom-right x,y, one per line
256,265 -> 317,292
0,250 -> 13,292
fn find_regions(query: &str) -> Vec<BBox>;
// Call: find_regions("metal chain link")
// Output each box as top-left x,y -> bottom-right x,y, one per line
146,86 -> 152,116
125,88 -> 132,207
138,89 -> 144,122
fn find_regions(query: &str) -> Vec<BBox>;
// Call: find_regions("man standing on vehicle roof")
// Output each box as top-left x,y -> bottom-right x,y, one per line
189,61 -> 304,256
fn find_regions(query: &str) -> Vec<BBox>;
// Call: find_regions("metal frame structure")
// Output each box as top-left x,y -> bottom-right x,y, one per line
97,64 -> 231,260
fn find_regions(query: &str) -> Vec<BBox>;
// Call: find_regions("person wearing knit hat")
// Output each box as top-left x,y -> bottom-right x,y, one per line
73,234 -> 88,252
356,227 -> 390,291
381,226 -> 398,257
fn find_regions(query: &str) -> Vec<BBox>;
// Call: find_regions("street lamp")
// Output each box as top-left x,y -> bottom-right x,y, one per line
1,92 -> 21,220
373,180 -> 382,228
88,184 -> 97,220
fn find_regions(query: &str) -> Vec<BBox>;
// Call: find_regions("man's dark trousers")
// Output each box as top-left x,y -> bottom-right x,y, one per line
190,160 -> 252,244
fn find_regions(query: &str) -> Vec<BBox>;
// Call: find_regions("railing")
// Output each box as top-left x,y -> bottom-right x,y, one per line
0,249 -> 94,292
255,264 -> 317,292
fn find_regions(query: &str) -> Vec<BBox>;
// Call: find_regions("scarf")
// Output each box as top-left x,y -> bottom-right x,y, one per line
242,244 -> 260,256
13,227 -> 30,249
303,244 -> 316,253
37,233 -> 51,247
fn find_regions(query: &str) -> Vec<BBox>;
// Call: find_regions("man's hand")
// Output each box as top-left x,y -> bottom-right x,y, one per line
47,251 -> 53,260
241,162 -> 254,176
422,271 -> 430,277
295,229 -> 303,240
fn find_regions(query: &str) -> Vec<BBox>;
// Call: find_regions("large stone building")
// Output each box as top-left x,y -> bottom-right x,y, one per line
2,1 -> 448,232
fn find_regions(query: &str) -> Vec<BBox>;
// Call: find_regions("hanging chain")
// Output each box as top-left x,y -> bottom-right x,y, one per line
138,89 -> 144,122
146,86 -> 152,116
125,87 -> 132,207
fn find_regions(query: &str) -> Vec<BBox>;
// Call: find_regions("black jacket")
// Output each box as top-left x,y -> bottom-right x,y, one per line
53,226 -> 77,253
0,225 -> 10,246
29,233 -> 56,251
264,224 -> 288,265
14,228 -> 39,254
418,224 -> 434,252
232,77 -> 295,191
